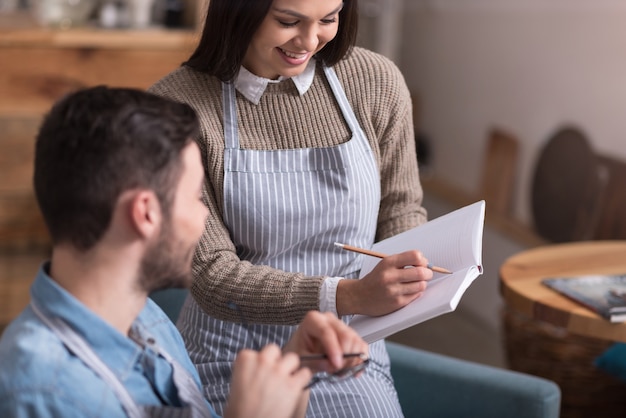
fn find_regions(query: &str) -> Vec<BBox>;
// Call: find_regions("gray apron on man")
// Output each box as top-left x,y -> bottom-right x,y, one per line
178,65 -> 403,417
31,301 -> 212,418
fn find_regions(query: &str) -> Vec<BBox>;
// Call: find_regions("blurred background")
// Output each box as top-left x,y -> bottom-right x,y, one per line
2,0 -> 626,378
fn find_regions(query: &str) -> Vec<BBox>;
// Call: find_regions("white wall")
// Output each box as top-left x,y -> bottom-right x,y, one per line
394,0 -> 626,224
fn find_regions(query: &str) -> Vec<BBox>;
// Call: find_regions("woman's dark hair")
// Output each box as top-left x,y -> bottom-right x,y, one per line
185,0 -> 358,81
33,86 -> 200,250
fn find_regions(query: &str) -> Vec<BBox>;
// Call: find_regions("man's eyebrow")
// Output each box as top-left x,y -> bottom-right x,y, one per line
272,3 -> 344,20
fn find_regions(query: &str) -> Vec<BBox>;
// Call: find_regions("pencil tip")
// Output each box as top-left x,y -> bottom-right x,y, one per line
334,242 -> 344,248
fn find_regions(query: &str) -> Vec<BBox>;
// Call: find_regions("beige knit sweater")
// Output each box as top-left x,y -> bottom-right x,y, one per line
149,47 -> 428,324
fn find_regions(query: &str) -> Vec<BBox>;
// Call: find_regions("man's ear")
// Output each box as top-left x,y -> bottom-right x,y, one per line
129,190 -> 162,239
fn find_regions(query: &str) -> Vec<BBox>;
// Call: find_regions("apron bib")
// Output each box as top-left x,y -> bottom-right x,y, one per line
180,65 -> 403,418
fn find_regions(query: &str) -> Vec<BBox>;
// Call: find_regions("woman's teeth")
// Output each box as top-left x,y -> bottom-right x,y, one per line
281,49 -> 307,59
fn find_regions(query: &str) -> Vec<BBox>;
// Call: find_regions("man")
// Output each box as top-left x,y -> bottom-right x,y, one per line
0,86 -> 368,418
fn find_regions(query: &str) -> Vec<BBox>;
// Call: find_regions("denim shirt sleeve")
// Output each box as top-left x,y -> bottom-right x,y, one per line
0,389 -> 101,418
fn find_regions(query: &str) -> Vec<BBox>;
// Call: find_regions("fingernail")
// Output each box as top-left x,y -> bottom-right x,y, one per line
333,354 -> 342,367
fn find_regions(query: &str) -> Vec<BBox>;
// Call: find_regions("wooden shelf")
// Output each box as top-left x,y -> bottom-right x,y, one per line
0,21 -> 198,116
0,10 -> 199,51
0,26 -> 199,50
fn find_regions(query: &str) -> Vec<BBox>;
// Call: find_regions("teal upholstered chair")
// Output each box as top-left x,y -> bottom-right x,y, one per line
149,288 -> 188,323
150,289 -> 561,418
386,341 -> 560,418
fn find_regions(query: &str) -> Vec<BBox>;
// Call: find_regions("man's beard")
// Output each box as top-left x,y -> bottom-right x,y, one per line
138,221 -> 194,293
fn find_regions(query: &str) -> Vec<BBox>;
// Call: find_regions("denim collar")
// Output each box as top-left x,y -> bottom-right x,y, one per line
30,263 -> 150,379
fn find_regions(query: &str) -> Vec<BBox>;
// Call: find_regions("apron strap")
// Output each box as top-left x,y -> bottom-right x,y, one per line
222,82 -> 239,150
30,301 -> 145,418
322,66 -> 365,139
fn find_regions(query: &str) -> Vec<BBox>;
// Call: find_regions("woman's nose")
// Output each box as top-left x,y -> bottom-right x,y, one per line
294,25 -> 318,51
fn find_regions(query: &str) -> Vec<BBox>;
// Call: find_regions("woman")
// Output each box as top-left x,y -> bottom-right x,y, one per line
150,0 -> 432,416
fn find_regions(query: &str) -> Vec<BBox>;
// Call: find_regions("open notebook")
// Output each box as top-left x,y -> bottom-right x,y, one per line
349,201 -> 485,343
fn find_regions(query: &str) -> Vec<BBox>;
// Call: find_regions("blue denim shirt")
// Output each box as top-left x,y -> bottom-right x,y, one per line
0,263 -> 219,418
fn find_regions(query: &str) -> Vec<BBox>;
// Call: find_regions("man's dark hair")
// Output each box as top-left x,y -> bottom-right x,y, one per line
185,0 -> 359,81
34,86 -> 200,250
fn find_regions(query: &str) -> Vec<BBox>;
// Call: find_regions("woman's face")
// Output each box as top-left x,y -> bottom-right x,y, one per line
243,0 -> 343,80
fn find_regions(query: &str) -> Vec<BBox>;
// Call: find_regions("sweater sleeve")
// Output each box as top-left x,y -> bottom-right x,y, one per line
190,182 -> 325,325
375,63 -> 428,241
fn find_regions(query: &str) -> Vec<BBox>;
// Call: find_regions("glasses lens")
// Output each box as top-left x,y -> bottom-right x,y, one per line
305,358 -> 369,389
326,359 -> 369,382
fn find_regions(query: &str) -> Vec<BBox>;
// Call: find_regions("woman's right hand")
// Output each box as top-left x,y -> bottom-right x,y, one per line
335,250 -> 434,317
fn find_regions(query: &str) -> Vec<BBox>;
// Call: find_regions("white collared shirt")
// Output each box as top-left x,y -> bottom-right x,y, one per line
234,58 -> 317,105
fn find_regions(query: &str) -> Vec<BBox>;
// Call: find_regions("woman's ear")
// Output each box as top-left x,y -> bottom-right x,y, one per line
130,190 -> 162,239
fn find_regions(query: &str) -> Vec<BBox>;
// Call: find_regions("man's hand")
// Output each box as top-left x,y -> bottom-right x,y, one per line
224,344 -> 312,418
283,311 -> 369,374
336,250 -> 434,317
224,312 -> 368,418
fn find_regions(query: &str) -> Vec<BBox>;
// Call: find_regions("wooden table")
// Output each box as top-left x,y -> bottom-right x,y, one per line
500,241 -> 626,418
500,240 -> 626,342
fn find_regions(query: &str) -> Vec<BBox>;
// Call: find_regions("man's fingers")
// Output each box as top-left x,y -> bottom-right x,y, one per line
312,312 -> 368,369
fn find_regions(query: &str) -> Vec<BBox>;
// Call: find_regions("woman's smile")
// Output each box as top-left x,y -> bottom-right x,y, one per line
278,48 -> 311,65
243,0 -> 342,79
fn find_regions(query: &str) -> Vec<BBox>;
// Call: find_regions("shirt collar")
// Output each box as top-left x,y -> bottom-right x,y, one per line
30,263 -> 149,377
234,58 -> 316,105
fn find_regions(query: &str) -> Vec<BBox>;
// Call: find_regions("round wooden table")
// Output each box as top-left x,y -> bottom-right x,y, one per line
500,240 -> 626,342
500,241 -> 626,418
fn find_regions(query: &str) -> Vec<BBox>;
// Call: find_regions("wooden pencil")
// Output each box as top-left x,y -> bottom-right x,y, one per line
334,242 -> 452,274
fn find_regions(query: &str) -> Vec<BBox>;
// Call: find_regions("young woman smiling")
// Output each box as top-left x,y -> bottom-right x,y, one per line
150,0 -> 431,416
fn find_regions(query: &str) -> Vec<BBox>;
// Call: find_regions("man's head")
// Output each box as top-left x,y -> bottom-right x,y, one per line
34,86 -> 207,291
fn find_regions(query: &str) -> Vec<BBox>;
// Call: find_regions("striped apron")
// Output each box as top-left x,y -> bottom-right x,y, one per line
178,65 -> 403,417
30,301 -> 213,418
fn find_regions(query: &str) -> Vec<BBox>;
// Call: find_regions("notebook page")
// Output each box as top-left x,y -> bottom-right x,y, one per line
349,201 -> 485,343
351,265 -> 481,343
359,201 -> 485,278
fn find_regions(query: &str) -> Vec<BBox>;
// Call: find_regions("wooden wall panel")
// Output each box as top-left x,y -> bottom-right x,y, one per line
0,46 -> 192,115
0,117 -> 39,192
0,117 -> 48,250
0,27 -> 197,250
0,26 -> 200,329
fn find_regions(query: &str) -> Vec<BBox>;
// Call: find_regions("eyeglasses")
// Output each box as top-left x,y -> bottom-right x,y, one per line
227,302 -> 369,390
300,353 -> 370,390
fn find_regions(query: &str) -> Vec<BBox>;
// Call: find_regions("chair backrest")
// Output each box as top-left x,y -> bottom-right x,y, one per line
149,288 -> 189,323
531,126 -> 605,242
478,127 -> 519,216
593,154 -> 626,240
